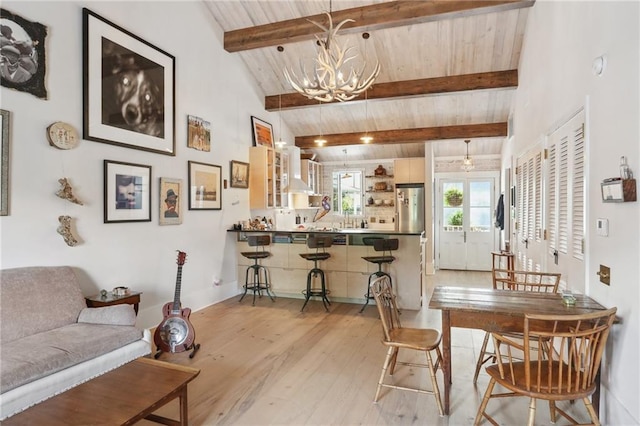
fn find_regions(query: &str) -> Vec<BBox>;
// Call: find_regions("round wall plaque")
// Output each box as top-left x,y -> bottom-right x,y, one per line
46,122 -> 79,150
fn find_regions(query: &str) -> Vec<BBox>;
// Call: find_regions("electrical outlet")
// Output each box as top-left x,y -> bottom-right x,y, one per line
597,265 -> 610,285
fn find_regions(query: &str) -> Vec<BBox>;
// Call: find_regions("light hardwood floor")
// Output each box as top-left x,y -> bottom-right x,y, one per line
143,270 -> 593,425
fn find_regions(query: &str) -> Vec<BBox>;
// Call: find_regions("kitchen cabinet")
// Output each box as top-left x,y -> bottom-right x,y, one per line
394,158 -> 425,183
275,150 -> 288,208
301,159 -> 323,195
249,146 -> 288,209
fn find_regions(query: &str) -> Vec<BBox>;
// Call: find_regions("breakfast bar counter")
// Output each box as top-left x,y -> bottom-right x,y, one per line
228,229 -> 425,310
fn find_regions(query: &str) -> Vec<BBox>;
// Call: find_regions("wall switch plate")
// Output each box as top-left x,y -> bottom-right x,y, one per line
598,265 -> 611,285
596,218 -> 609,236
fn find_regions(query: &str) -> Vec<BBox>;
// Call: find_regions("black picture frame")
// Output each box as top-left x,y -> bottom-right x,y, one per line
0,8 -> 48,99
230,160 -> 249,189
188,161 -> 221,210
83,8 -> 175,155
251,116 -> 273,148
0,109 -> 10,215
104,160 -> 152,223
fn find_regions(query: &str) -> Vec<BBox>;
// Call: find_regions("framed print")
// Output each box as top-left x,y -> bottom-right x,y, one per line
104,160 -> 151,223
1,109 -> 10,216
0,8 -> 48,99
230,160 -> 249,189
188,161 -> 221,210
187,115 -> 211,152
251,116 -> 273,148
83,8 -> 175,156
159,177 -> 182,225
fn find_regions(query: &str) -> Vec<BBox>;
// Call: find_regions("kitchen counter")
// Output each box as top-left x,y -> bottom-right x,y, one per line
230,228 -> 425,310
228,228 -> 422,236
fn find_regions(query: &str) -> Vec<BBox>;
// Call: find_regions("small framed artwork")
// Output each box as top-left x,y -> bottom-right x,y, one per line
187,115 -> 211,152
230,160 -> 249,189
83,8 -> 175,155
104,160 -> 152,223
188,161 -> 221,210
0,8 -> 48,99
1,109 -> 10,216
159,177 -> 182,225
251,116 -> 273,148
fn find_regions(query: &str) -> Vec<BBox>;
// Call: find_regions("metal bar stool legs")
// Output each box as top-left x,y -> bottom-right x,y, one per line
360,268 -> 391,313
239,261 -> 275,305
239,235 -> 275,306
301,264 -> 331,312
360,238 -> 398,313
300,236 -> 333,312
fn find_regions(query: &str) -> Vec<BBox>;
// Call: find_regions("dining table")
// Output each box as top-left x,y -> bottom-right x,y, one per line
428,286 -> 611,415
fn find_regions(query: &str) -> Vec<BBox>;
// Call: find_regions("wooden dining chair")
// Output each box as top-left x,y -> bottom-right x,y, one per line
370,275 -> 444,416
473,270 -> 562,384
474,307 -> 617,426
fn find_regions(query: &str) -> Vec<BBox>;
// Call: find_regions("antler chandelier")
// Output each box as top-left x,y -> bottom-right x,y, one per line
284,12 -> 380,103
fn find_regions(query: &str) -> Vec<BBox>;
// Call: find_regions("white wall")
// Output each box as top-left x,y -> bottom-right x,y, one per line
505,1 -> 639,424
0,1 -> 279,331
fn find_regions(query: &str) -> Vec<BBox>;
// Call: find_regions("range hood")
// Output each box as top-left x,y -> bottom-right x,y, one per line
283,146 -> 313,194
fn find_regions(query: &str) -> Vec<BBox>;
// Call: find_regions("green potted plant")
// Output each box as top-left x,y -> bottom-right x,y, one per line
448,210 -> 463,226
444,188 -> 463,207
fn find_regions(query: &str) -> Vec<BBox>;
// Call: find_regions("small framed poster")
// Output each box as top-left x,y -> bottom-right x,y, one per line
159,177 -> 182,225
188,161 -> 221,210
104,160 -> 152,223
230,160 -> 249,189
251,116 -> 273,148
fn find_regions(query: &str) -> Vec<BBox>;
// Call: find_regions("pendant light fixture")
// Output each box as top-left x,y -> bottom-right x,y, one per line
275,93 -> 287,148
314,102 -> 326,146
360,88 -> 373,144
341,149 -> 352,179
461,139 -> 475,172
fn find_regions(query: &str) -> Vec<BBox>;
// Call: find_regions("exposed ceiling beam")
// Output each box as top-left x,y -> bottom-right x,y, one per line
224,1 -> 535,52
295,123 -> 508,148
265,70 -> 518,110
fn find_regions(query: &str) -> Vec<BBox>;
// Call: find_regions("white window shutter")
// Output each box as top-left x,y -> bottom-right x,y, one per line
572,124 -> 585,260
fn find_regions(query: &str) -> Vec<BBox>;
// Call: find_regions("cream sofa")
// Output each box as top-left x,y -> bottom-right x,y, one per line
0,266 -> 151,419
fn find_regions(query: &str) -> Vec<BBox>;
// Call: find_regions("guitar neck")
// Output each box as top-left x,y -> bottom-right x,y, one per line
172,265 -> 183,312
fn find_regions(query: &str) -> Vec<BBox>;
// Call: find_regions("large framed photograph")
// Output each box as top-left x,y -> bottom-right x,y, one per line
104,160 -> 152,223
83,8 -> 175,156
230,160 -> 249,189
159,177 -> 182,225
1,109 -> 10,216
0,8 -> 48,99
188,161 -> 221,210
251,116 -> 273,148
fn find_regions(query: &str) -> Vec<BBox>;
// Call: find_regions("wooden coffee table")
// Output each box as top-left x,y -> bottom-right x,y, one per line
3,357 -> 200,425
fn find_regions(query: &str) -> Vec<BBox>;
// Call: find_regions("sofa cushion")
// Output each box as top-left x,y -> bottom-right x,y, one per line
0,266 -> 87,344
78,305 -> 137,326
0,323 -> 143,393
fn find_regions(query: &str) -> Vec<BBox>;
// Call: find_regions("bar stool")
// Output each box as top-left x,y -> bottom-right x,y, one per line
299,236 -> 333,312
239,235 -> 275,305
359,238 -> 398,313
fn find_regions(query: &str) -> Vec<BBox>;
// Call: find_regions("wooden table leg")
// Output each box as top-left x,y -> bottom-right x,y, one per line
179,386 -> 188,426
442,310 -> 451,415
593,366 -> 601,416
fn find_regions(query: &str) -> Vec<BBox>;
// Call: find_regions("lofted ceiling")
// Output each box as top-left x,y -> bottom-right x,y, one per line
203,1 -> 533,162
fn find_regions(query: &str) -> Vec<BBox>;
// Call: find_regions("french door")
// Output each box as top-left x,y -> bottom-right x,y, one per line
437,176 -> 497,271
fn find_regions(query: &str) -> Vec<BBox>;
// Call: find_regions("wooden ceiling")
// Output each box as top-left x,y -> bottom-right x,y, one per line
203,0 -> 534,162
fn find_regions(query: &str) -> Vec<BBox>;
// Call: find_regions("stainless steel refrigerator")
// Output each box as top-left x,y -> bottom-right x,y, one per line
396,183 -> 425,233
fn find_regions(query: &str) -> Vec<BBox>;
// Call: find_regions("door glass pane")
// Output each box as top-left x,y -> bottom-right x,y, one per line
469,181 -> 491,232
443,182 -> 463,232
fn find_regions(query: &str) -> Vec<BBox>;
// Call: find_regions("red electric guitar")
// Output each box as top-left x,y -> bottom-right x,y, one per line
154,251 -> 200,358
